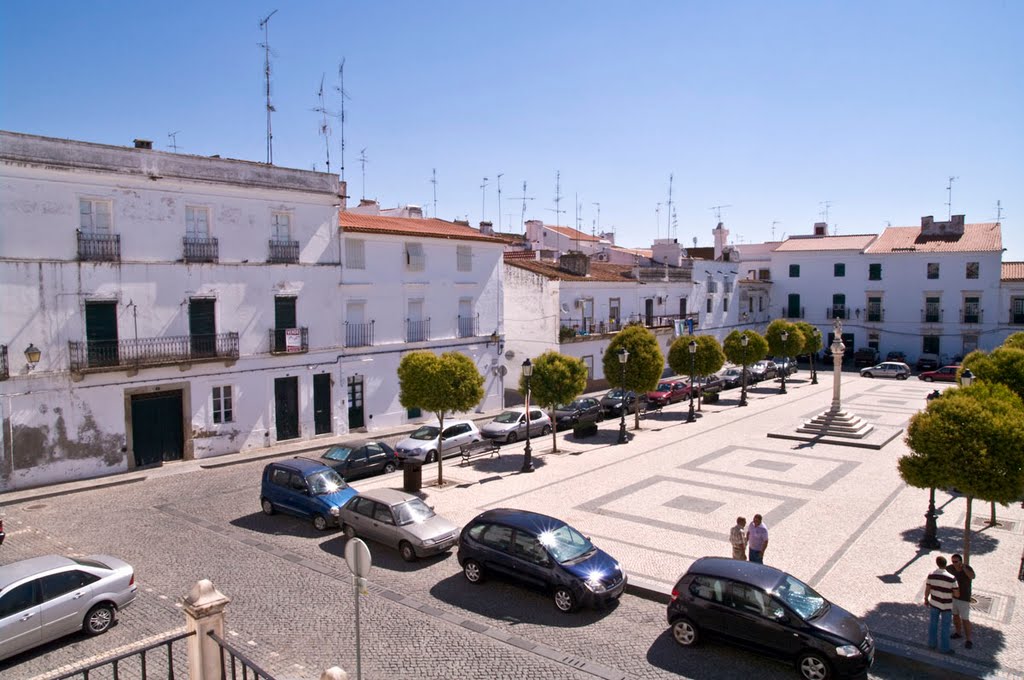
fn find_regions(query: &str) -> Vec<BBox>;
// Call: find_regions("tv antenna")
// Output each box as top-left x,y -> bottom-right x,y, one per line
819,200 -> 833,226
430,169 -> 438,218
945,176 -> 958,219
574,194 -> 582,249
592,202 -> 601,235
495,173 -> 504,230
334,59 -> 351,183
771,220 -> 781,240
710,204 -> 732,223
547,171 -> 565,226
509,181 -> 534,233
258,9 -> 278,164
358,148 -> 369,200
480,177 -> 489,224
995,200 -> 1003,222
666,173 -> 675,237
655,203 -> 662,239
311,74 -> 334,173
167,131 -> 181,153
672,207 -> 679,240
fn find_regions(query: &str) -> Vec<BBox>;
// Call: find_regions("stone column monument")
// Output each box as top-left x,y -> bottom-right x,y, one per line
797,318 -> 874,438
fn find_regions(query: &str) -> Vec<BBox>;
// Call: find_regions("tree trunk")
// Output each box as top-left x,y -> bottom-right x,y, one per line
963,496 -> 974,564
989,501 -> 998,526
549,408 -> 558,453
633,403 -> 641,430
435,412 -> 445,487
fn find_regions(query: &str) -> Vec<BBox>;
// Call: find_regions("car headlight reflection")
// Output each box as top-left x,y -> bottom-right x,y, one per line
835,644 -> 861,657
584,569 -> 607,593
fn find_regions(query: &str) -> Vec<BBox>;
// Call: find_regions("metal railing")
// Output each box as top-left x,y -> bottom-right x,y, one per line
1011,308 -> 1024,325
267,239 -> 299,263
826,305 -> 846,320
782,307 -> 805,319
77,230 -> 121,262
866,308 -> 885,323
922,309 -> 943,323
269,327 -> 309,354
69,332 -> 239,372
183,235 -> 219,263
345,321 -> 374,347
457,314 -> 479,338
55,629 -> 193,680
209,630 -> 277,680
960,309 -> 983,324
406,318 -> 430,342
0,344 -> 7,380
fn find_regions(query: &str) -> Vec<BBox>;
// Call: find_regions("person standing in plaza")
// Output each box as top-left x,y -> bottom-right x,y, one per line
747,514 -> 768,564
946,553 -> 975,649
924,555 -> 958,654
730,516 -> 747,560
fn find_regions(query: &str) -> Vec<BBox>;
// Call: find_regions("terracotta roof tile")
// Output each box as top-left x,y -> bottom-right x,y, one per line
774,234 -> 878,252
339,212 -> 504,243
506,259 -> 636,283
1002,261 -> 1024,281
546,225 -> 602,242
503,250 -> 539,260
865,223 -> 1001,254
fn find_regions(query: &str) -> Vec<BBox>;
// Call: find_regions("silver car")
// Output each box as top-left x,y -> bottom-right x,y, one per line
0,554 -> 137,661
339,489 -> 460,561
480,408 -> 551,443
860,361 -> 911,380
394,419 -> 482,463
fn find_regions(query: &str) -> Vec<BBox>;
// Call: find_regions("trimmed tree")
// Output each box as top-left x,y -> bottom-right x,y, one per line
902,382 -> 1024,562
1002,331 -> 1024,350
963,346 -> 1024,402
519,351 -> 588,453
602,325 -> 664,430
765,319 -> 806,360
794,321 -> 823,380
722,329 -> 769,367
668,335 -> 725,409
397,350 -> 485,486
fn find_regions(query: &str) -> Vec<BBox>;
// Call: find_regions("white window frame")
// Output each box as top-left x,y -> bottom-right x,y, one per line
212,385 -> 233,424
345,238 -> 366,269
271,211 -> 291,241
186,206 -> 211,237
405,242 -> 425,271
79,198 -> 112,233
456,245 -> 472,272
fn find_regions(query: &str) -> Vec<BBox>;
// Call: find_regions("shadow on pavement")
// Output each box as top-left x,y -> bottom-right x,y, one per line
230,511 -> 326,538
898,525 -> 1000,556
428,572 -> 617,628
862,600 -> 1006,662
461,452 -> 548,474
318,533 -> 455,572
645,628 -> 794,679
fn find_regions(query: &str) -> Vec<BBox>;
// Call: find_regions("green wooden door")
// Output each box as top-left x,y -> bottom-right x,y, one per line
131,391 -> 183,467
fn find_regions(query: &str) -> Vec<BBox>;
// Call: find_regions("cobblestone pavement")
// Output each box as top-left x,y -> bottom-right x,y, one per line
0,373 -> 1018,679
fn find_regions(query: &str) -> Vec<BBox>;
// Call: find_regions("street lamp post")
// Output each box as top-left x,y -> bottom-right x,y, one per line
739,334 -> 749,407
687,340 -> 697,422
811,330 -> 819,385
521,358 -> 534,473
961,369 -> 974,387
779,330 -> 789,394
920,487 -> 941,550
616,348 -> 629,444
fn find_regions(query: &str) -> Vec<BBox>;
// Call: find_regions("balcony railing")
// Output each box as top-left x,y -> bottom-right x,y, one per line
268,239 -> 300,264
0,344 -> 8,381
960,309 -> 982,324
77,230 -> 121,262
866,308 -> 885,323
269,327 -> 308,354
69,332 -> 239,373
458,315 -> 479,338
782,307 -> 805,319
345,321 -> 374,348
1011,308 -> 1024,325
406,318 -> 430,343
922,309 -> 943,323
826,305 -> 846,320
183,235 -> 219,263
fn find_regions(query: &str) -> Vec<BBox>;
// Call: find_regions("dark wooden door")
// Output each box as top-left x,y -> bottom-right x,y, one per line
274,297 -> 297,352
347,376 -> 364,430
85,301 -> 119,367
189,299 -> 216,358
274,376 -> 300,440
313,373 -> 332,435
131,391 -> 183,467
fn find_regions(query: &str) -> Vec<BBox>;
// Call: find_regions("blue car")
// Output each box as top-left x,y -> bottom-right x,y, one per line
260,458 -> 357,531
457,508 -> 627,612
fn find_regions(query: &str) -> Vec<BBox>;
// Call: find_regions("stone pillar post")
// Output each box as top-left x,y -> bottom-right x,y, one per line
181,579 -> 231,680
321,668 -> 349,680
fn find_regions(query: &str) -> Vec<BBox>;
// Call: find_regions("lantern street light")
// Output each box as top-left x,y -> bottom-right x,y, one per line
811,330 -> 820,385
520,358 -> 534,473
739,334 -> 749,407
687,340 -> 697,422
24,343 -> 41,371
779,330 -> 789,394
616,348 -> 629,444
960,368 -> 974,387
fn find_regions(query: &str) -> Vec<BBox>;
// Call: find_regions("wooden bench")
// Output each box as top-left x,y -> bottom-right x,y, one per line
460,439 -> 500,465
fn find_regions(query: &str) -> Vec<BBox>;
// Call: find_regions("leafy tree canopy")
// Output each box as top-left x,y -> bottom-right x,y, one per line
669,335 -> 725,378
1003,331 -> 1024,350
765,319 -> 805,358
793,321 -> 822,356
722,330 -> 768,367
963,346 -> 1024,402
602,325 -> 664,394
519,351 -> 589,453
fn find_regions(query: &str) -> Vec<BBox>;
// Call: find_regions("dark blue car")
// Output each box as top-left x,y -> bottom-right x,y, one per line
457,508 -> 627,612
260,458 -> 357,531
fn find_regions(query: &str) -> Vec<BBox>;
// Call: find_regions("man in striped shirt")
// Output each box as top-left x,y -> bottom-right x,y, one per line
924,555 -> 958,654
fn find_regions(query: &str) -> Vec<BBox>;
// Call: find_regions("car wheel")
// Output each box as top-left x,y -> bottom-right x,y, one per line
312,514 -> 329,531
924,376 -> 933,382
671,617 -> 699,646
596,411 -> 605,422
343,523 -> 357,540
553,586 -> 577,613
399,541 -> 417,562
897,374 -> 907,380
261,498 -> 275,515
427,450 -> 438,463
863,372 -> 873,378
383,461 -> 397,474
83,603 -> 115,636
463,559 -> 484,583
541,425 -> 551,436
797,651 -> 832,680
506,431 -> 518,444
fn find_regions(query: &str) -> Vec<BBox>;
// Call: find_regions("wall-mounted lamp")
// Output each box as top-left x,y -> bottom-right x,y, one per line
24,343 -> 41,370
855,308 -> 861,318
487,331 -> 501,347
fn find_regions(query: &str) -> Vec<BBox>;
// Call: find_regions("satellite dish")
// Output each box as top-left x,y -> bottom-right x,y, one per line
560,302 -> 571,314
495,365 -> 508,376
504,350 -> 516,360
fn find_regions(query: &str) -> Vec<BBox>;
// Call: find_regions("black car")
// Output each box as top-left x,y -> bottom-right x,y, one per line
553,397 -> 604,430
457,509 -> 627,613
667,557 -> 873,680
319,440 -> 400,480
599,388 -> 639,417
0,517 -> 5,547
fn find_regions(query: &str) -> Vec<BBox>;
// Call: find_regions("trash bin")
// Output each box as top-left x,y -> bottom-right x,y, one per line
403,460 -> 423,493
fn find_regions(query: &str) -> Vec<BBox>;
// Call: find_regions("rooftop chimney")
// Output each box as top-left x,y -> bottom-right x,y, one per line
479,221 -> 494,235
713,222 -> 730,260
813,222 -> 828,236
133,139 -> 153,150
558,251 -> 591,277
920,214 -> 965,238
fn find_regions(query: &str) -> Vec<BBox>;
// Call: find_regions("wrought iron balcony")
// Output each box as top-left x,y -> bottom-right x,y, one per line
0,344 -> 8,380
866,308 -> 885,323
268,239 -> 300,264
960,309 -> 982,324
782,307 -> 805,319
69,332 -> 239,373
183,236 -> 219,263
77,230 -> 121,262
458,315 -> 479,339
406,318 -> 430,343
1011,308 -> 1024,325
345,321 -> 374,348
921,309 -> 943,323
269,327 -> 309,354
826,305 -> 846,320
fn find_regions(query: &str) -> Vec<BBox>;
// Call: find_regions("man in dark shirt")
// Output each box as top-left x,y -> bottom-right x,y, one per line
946,553 -> 976,649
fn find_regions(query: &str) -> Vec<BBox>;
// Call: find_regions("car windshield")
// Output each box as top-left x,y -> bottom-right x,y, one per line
306,469 -> 347,495
536,523 -> 595,563
606,389 -> 627,399
322,445 -> 354,462
655,383 -> 672,392
410,425 -> 440,441
771,574 -> 828,620
393,498 -> 436,525
555,401 -> 578,411
492,411 -> 522,424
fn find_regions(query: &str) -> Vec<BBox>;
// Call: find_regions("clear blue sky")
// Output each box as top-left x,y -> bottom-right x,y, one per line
3,1 -> 1021,259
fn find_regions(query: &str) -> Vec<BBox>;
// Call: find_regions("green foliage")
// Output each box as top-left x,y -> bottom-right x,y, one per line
559,325 -> 576,342
1003,332 -> 1024,350
722,330 -> 768,367
765,319 -> 805,358
602,325 -> 664,429
793,321 -> 822,356
963,346 -> 1024,401
668,335 -> 725,378
519,351 -> 588,452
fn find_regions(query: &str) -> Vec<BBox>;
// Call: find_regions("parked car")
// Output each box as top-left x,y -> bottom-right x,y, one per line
716,366 -> 746,389
852,347 -> 879,368
319,440 -> 400,480
458,508 -> 627,613
338,489 -> 460,562
480,408 -> 551,443
0,517 -> 5,547
749,360 -> 778,382
771,357 -> 798,376
691,375 -> 724,396
885,351 -> 907,363
553,398 -> 604,430
0,554 -> 138,661
918,365 -> 961,383
915,353 -> 940,371
859,362 -> 911,380
600,388 -> 639,417
667,557 -> 873,680
395,420 -> 482,463
646,381 -> 691,407
260,458 -> 357,531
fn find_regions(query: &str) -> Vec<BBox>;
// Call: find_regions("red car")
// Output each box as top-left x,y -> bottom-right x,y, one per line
646,381 -> 693,407
918,365 -> 961,382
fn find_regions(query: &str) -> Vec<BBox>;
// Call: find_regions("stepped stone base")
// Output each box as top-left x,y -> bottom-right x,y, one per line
797,409 -> 875,439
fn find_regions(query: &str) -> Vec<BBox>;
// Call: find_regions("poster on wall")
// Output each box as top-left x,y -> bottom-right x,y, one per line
285,328 -> 302,352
